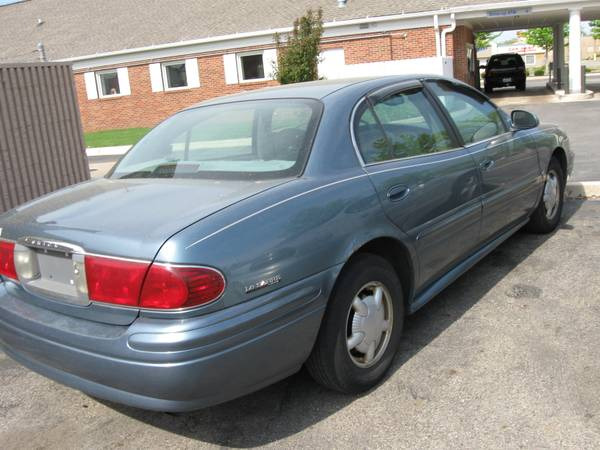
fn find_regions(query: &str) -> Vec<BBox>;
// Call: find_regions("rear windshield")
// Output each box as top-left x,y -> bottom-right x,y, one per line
109,99 -> 322,180
489,54 -> 524,68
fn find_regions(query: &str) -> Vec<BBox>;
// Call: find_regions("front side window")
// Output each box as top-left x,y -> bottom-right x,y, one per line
426,80 -> 506,144
96,70 -> 120,97
163,61 -> 188,89
354,88 -> 455,164
110,99 -> 322,180
239,53 -> 265,81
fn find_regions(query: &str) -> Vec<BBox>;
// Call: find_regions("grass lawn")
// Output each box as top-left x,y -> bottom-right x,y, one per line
84,127 -> 151,148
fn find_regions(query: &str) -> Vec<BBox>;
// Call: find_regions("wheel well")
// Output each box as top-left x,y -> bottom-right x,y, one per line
552,147 -> 568,183
349,238 -> 414,310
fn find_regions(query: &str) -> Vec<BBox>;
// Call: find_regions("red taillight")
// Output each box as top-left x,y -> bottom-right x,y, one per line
85,255 -> 149,306
0,241 -> 17,280
140,265 -> 225,309
84,254 -> 224,309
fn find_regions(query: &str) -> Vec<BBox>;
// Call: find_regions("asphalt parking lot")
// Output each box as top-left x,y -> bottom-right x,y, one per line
505,99 -> 600,182
1,199 -> 599,449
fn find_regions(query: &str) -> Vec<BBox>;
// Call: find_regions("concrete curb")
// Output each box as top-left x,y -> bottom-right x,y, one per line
86,145 -> 130,157
566,181 -> 600,199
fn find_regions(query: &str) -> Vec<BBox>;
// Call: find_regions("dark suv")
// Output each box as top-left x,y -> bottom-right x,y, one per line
482,53 -> 527,93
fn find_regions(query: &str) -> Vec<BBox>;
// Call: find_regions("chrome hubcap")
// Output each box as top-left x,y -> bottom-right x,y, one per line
543,170 -> 560,220
346,282 -> 393,368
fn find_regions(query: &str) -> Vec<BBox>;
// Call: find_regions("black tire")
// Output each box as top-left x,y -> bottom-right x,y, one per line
306,253 -> 404,393
484,84 -> 493,94
525,156 -> 565,233
517,81 -> 526,91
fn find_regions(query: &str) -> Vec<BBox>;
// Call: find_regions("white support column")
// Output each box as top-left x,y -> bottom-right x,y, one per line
552,24 -> 563,87
569,8 -> 582,93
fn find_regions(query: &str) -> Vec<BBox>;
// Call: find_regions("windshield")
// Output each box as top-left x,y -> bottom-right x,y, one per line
109,99 -> 322,180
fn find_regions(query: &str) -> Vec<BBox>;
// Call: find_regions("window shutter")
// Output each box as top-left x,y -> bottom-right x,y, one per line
263,49 -> 278,80
223,54 -> 239,85
83,72 -> 98,100
116,67 -> 131,95
149,63 -> 164,92
185,58 -> 200,88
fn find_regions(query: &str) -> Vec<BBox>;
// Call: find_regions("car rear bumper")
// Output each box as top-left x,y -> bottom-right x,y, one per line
485,74 -> 526,88
0,267 -> 339,412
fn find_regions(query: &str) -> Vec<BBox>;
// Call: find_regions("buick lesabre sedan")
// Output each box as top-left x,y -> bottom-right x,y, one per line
0,76 -> 572,412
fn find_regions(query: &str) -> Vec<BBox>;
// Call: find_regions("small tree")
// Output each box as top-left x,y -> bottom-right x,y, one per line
474,31 -> 501,50
273,8 -> 324,84
524,26 -> 569,73
591,19 -> 600,58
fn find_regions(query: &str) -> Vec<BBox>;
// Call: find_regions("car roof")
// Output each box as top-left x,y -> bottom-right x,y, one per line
188,75 -> 444,108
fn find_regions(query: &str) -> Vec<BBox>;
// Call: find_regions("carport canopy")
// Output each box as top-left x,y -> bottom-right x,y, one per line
455,0 -> 600,94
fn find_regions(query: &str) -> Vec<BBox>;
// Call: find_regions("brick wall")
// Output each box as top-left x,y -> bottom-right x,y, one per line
76,25 -> 470,132
447,25 -> 475,84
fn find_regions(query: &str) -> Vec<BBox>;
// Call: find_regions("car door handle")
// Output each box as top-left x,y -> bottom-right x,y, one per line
480,160 -> 495,171
386,185 -> 410,202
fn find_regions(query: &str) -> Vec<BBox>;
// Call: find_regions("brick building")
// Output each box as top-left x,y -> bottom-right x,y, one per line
1,0 -> 599,132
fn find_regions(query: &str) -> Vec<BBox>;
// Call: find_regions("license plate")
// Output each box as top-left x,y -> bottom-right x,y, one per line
502,77 -> 512,83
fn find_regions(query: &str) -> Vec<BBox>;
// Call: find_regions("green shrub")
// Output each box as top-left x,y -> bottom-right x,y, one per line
273,9 -> 324,84
533,67 -> 546,76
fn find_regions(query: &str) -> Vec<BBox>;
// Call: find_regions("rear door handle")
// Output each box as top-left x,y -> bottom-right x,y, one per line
386,185 -> 410,202
480,160 -> 495,171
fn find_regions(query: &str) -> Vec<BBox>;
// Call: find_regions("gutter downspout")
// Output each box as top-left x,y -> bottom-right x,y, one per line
434,15 -> 441,57
441,13 -> 456,58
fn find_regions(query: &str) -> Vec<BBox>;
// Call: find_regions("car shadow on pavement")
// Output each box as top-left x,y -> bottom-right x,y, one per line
100,200 -> 584,448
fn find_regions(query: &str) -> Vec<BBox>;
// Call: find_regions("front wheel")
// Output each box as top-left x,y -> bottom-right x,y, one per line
525,157 -> 564,233
306,254 -> 404,393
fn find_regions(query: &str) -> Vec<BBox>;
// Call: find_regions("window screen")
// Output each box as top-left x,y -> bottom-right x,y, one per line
97,71 -> 120,96
164,62 -> 188,88
240,54 -> 265,80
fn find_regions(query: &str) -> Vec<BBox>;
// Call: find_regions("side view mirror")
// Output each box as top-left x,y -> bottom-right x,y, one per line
511,110 -> 539,130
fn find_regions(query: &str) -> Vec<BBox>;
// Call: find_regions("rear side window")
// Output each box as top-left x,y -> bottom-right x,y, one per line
426,80 -> 506,144
354,88 -> 455,164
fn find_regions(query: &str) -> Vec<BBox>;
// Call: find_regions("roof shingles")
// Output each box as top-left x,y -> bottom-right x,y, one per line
0,0 -> 520,63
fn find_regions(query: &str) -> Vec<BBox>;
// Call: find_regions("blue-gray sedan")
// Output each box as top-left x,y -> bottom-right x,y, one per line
0,76 -> 573,411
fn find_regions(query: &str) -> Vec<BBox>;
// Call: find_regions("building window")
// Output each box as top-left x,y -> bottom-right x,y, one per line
96,70 -> 120,97
238,52 -> 265,81
525,54 -> 535,65
162,61 -> 188,89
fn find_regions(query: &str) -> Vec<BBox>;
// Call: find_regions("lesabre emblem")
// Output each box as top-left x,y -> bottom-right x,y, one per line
244,274 -> 281,294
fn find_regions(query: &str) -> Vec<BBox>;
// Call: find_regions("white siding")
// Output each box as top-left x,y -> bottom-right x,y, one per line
318,48 -> 345,79
149,63 -> 164,92
83,71 -> 98,100
116,67 -> 131,95
185,58 -> 200,88
223,53 -> 239,84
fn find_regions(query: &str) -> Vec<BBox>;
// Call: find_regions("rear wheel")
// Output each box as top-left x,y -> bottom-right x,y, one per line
306,254 -> 404,393
525,157 -> 564,233
517,81 -> 526,91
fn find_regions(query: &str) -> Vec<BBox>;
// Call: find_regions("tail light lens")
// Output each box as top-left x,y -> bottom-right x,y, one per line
0,241 -> 17,280
139,265 -> 225,309
85,255 -> 148,306
84,255 -> 225,309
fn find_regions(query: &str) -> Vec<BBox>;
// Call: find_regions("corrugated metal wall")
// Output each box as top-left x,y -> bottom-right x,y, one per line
0,62 -> 89,214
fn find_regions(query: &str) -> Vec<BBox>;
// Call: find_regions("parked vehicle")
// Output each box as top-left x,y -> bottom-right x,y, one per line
482,53 -> 527,92
0,76 -> 572,412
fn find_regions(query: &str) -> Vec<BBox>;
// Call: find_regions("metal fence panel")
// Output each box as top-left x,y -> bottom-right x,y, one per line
0,62 -> 89,213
